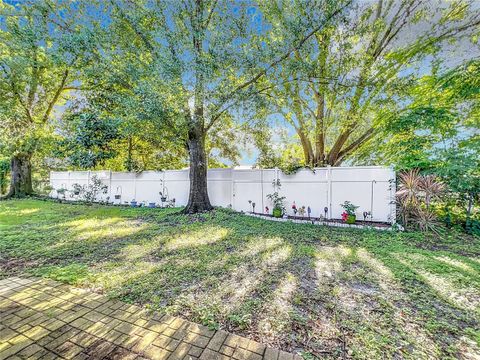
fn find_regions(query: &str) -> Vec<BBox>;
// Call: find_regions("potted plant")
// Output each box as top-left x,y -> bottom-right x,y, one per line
130,199 -> 137,207
340,201 -> 359,224
267,191 -> 286,218
148,202 -> 156,208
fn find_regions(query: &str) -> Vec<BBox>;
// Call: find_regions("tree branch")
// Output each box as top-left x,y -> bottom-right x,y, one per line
210,1 -> 351,120
41,68 -> 70,123
335,127 -> 375,163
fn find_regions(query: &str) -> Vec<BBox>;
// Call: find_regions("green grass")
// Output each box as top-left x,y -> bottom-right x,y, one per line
1,199 -> 479,359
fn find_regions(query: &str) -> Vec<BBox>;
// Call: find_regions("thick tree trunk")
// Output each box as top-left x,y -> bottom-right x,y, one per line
183,126 -> 213,214
126,136 -> 133,171
5,154 -> 33,198
183,0 -> 213,214
0,171 -> 6,195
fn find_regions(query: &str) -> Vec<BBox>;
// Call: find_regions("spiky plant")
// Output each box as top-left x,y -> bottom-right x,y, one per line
413,207 -> 441,233
396,170 -> 445,231
419,175 -> 445,210
396,170 -> 422,228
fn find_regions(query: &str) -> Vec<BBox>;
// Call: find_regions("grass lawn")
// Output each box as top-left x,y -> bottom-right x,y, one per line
1,199 -> 479,359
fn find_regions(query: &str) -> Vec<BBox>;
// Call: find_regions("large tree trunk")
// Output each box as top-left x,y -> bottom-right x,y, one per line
183,125 -> 213,214
0,170 -> 7,195
183,1 -> 213,214
5,154 -> 33,198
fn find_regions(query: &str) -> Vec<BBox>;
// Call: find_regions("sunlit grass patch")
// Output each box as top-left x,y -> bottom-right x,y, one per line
398,253 -> 480,312
256,272 -> 298,341
434,255 -> 478,274
164,226 -> 229,250
32,263 -> 91,285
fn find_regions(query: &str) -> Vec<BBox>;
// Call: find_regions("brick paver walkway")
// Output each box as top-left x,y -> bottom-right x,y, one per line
0,277 -> 300,360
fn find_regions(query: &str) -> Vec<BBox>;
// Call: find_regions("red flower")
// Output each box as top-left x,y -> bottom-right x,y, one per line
341,211 -> 348,221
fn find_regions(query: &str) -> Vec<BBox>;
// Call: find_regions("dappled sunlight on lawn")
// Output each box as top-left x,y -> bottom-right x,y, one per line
311,246 -> 463,358
434,255 -> 478,274
315,245 -> 351,280
119,240 -> 164,261
455,335 -> 480,359
164,226 -> 230,251
0,207 -> 44,226
19,208 -> 40,215
61,217 -> 123,230
398,253 -> 480,312
2,200 -> 480,359
256,272 -> 297,343
90,260 -> 162,292
261,245 -> 292,267
470,257 -> 480,265
356,248 -> 395,283
56,217 -> 149,244
0,207 -> 40,216
356,249 -> 441,357
172,242 -> 294,323
221,245 -> 292,309
239,236 -> 284,257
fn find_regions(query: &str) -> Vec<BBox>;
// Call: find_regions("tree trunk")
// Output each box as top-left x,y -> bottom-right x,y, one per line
6,154 -> 33,198
126,136 -> 133,171
183,0 -> 213,214
0,171 -> 6,195
183,125 -> 213,214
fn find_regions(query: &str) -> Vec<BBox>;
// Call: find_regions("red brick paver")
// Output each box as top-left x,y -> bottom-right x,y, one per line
0,277 -> 300,359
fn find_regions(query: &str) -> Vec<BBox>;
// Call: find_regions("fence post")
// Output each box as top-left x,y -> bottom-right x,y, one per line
260,168 -> 264,213
327,165 -> 332,219
390,166 -> 396,224
230,168 -> 235,209
133,172 -> 137,201
109,170 -> 112,202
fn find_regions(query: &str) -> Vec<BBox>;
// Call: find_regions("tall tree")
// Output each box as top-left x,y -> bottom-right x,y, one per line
105,0 -> 348,213
0,0 -> 95,197
264,0 -> 480,166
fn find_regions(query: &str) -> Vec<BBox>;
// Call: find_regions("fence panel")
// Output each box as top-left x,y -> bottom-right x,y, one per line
50,166 -> 395,223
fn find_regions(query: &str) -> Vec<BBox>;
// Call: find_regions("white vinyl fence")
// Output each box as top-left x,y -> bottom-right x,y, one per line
50,166 -> 396,223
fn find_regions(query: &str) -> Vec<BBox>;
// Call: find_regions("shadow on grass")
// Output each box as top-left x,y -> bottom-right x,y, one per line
1,200 -> 479,359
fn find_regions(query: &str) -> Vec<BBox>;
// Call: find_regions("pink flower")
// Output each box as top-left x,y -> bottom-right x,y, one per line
341,212 -> 348,221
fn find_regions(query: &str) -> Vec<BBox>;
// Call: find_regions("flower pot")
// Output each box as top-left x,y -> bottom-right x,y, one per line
114,195 -> 121,200
160,196 -> 167,203
130,201 -> 137,207
273,207 -> 283,218
346,214 -> 356,224
148,202 -> 156,208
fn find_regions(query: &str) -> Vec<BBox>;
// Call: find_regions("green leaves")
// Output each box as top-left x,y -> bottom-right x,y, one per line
56,111 -> 121,169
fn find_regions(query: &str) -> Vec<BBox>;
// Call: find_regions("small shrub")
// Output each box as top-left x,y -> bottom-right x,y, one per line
266,179 -> 286,217
71,175 -> 108,203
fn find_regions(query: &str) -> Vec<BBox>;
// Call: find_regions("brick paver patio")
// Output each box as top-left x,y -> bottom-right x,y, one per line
0,277 -> 300,360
